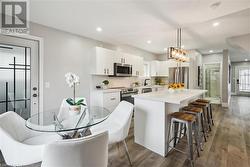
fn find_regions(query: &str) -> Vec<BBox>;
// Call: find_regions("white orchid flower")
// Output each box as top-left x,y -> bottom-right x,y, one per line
65,72 -> 80,88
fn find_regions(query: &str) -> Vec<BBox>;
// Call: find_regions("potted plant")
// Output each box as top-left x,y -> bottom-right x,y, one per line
65,72 -> 86,114
102,80 -> 109,89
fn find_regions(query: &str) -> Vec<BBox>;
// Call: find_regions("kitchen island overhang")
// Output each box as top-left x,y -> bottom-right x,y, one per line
133,89 -> 207,157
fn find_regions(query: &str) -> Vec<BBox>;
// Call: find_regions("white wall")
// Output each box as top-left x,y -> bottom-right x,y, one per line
188,50 -> 202,89
29,23 -> 156,111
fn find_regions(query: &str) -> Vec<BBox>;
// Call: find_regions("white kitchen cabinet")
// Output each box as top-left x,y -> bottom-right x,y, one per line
158,61 -> 169,77
91,47 -> 115,75
90,90 -> 120,112
91,47 -> 144,77
150,61 -> 168,77
150,61 -> 160,77
117,52 -> 133,64
150,60 -> 190,77
132,56 -> 144,77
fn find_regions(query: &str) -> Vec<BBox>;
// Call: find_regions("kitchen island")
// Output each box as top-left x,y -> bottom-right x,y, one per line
133,89 -> 207,157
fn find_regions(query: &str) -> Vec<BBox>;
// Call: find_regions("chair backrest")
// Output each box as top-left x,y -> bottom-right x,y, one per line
41,131 -> 109,167
108,101 -> 134,140
0,111 -> 30,142
57,97 -> 87,121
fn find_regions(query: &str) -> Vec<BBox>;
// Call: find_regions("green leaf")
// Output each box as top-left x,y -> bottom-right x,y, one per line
66,98 -> 75,105
79,102 -> 86,106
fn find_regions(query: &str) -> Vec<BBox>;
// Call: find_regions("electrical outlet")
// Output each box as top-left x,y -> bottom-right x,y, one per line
45,82 -> 50,88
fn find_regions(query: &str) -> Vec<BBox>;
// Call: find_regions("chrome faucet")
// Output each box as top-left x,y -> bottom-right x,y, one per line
144,79 -> 150,86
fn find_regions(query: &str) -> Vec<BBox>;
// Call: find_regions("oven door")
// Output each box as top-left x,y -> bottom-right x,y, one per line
114,63 -> 132,77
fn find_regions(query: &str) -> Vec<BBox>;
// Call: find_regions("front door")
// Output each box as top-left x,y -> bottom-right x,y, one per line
0,35 -> 40,119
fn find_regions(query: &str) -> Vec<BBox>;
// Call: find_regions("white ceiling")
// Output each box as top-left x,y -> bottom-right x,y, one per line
29,0 -> 250,61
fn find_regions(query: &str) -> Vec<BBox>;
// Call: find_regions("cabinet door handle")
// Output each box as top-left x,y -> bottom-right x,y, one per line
104,69 -> 106,74
124,58 -> 125,63
121,58 -> 123,63
110,97 -> 116,100
107,69 -> 109,74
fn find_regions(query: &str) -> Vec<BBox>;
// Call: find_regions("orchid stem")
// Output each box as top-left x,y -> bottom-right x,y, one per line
73,83 -> 76,105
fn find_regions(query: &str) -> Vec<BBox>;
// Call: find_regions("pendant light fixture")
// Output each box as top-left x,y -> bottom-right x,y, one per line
168,28 -> 189,62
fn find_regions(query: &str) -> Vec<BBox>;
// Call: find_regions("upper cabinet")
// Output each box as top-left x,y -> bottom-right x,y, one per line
132,56 -> 144,76
150,60 -> 189,77
91,47 -> 144,76
150,61 -> 160,77
150,61 -> 168,77
91,47 -> 115,75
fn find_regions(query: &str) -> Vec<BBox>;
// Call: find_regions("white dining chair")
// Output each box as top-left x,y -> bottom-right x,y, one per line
91,101 -> 134,166
41,131 -> 109,167
57,97 -> 87,121
0,111 -> 62,166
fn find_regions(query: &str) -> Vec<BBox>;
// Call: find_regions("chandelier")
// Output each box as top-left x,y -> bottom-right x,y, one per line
168,28 -> 189,62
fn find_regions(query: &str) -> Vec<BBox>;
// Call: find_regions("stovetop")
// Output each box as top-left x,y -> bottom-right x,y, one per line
109,87 -> 138,94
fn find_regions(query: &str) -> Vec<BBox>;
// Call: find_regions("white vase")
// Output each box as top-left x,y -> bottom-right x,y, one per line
69,105 -> 81,116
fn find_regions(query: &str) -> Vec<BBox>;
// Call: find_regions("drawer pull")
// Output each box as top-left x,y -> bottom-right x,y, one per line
110,97 -> 116,100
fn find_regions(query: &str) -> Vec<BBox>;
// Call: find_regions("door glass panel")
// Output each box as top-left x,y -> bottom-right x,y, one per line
239,68 -> 250,92
0,44 -> 31,119
204,64 -> 221,102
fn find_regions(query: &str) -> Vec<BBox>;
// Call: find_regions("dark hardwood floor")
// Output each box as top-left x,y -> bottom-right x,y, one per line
1,96 -> 250,167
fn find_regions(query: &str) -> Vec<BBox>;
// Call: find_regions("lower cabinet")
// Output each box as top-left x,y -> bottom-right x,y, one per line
90,90 -> 120,112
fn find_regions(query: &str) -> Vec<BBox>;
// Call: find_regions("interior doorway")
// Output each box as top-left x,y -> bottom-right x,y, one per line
0,35 -> 40,119
203,63 -> 221,104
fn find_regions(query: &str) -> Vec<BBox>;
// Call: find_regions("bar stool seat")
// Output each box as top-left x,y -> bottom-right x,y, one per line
182,106 -> 202,113
196,99 -> 210,103
170,112 -> 196,122
190,101 -> 207,107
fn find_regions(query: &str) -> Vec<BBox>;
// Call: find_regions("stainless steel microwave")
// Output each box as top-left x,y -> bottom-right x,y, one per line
113,63 -> 132,77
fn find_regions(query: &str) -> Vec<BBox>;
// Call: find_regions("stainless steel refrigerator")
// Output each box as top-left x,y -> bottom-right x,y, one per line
168,67 -> 189,88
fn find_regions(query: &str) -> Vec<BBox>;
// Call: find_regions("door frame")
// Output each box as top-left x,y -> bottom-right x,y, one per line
1,34 -> 44,119
202,62 -> 222,101
235,66 -> 250,96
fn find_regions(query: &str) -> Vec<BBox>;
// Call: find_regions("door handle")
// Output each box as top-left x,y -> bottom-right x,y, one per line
110,97 -> 116,100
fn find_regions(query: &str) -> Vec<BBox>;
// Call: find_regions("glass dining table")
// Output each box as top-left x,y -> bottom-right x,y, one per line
25,106 -> 111,139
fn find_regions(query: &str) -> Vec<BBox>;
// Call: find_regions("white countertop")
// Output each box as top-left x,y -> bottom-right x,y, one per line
134,85 -> 165,89
133,89 -> 207,104
94,89 -> 121,93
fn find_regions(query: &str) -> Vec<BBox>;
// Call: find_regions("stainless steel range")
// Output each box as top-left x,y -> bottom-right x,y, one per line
120,88 -> 138,104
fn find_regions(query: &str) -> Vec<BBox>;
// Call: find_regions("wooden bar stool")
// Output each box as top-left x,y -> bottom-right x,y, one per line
189,101 -> 212,132
166,112 -> 200,167
182,106 -> 207,150
196,99 -> 214,126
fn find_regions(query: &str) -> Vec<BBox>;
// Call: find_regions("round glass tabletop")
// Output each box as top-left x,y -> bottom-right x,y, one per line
25,106 -> 111,133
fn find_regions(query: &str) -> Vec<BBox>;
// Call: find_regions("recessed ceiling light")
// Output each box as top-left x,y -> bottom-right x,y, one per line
96,27 -> 102,32
210,2 -> 221,9
209,50 -> 214,53
245,59 -> 248,61
213,22 -> 220,27
164,48 -> 168,51
147,40 -> 151,44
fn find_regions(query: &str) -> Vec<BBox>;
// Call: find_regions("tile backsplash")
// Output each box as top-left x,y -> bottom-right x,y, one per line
91,75 -> 168,90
